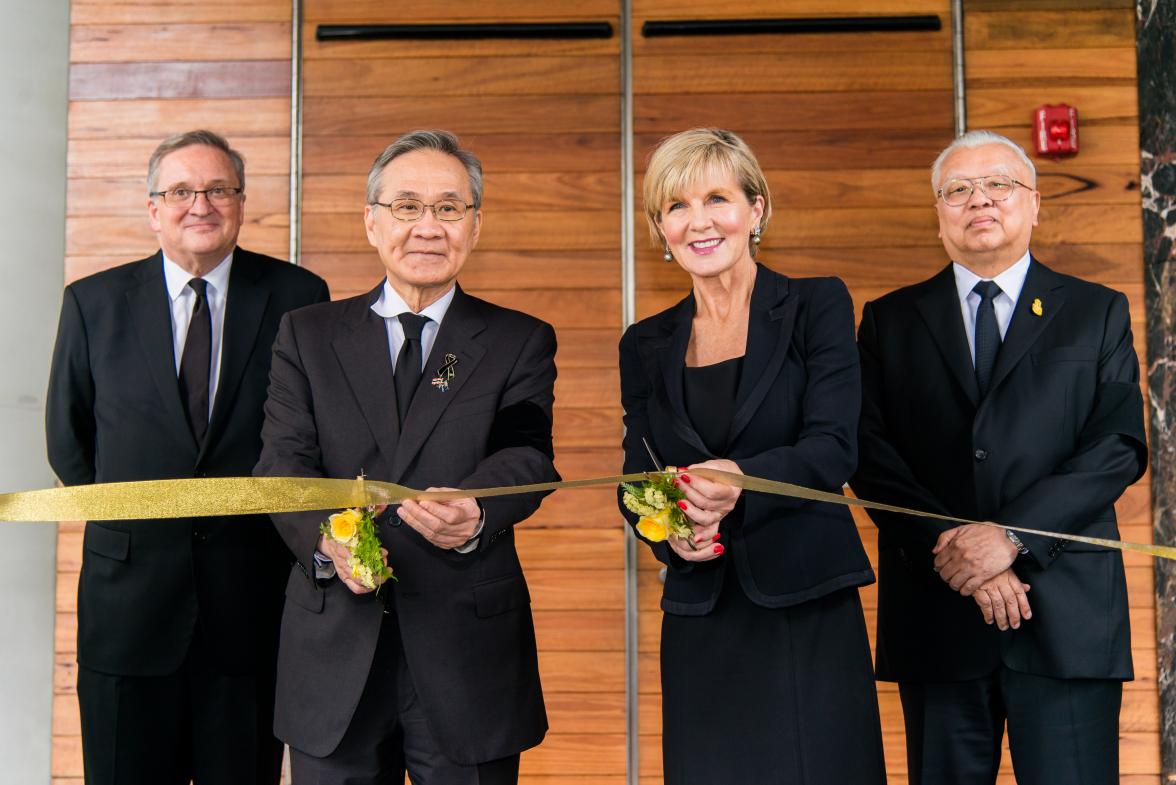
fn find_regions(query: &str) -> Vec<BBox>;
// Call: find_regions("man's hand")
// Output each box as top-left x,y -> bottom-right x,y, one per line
397,489 -> 481,549
318,534 -> 388,595
971,569 -> 1032,630
932,523 -> 1018,596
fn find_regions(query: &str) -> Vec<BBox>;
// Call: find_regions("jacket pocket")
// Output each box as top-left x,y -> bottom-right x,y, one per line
84,523 -> 129,562
284,567 -> 324,613
473,574 -> 530,618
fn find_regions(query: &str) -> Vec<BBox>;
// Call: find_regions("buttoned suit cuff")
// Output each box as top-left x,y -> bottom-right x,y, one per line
454,506 -> 486,554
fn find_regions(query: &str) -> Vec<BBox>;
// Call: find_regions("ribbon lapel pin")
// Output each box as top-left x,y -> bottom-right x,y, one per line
431,353 -> 458,392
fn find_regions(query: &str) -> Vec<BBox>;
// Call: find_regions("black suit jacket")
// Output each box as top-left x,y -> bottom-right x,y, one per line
619,265 -> 874,615
851,258 -> 1147,683
254,282 -> 558,763
45,248 -> 330,677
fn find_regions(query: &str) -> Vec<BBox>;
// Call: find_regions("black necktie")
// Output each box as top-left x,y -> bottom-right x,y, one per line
395,312 -> 430,424
179,278 -> 212,444
972,280 -> 1002,397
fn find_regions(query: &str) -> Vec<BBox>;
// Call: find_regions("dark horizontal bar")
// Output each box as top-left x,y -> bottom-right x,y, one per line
317,22 -> 613,41
641,15 -> 942,37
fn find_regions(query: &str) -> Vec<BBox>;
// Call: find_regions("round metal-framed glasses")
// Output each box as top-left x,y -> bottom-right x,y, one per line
937,175 -> 1033,207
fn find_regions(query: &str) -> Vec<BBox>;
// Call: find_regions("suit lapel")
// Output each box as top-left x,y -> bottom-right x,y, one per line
203,250 -> 270,459
989,258 -> 1066,394
729,267 -> 798,445
125,253 -> 194,448
914,264 -> 981,407
333,284 -> 401,470
650,295 -> 712,458
391,287 -> 487,479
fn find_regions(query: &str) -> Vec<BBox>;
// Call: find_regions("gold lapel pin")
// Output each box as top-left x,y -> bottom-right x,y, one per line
1031,298 -> 1043,317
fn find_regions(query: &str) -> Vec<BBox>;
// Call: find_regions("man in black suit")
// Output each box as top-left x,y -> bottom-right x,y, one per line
254,129 -> 558,784
851,130 -> 1147,785
46,129 -> 329,785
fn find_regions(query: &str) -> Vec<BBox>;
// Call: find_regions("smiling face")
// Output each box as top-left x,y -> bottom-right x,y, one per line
656,165 -> 764,279
147,144 -> 245,275
934,143 -> 1040,275
363,148 -> 482,307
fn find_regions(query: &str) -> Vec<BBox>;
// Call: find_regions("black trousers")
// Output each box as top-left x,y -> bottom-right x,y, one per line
899,667 -> 1122,785
290,613 -> 520,785
77,659 -> 281,785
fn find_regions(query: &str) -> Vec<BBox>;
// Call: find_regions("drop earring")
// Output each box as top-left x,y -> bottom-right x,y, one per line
752,227 -> 762,245
663,246 -> 673,263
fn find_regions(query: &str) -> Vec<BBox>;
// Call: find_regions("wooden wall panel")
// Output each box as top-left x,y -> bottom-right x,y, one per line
53,1 -> 294,781
52,0 -> 1158,782
299,3 -> 624,782
631,0 -> 1156,783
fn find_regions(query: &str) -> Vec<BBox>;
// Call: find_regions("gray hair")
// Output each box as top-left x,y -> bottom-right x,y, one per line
147,129 -> 245,194
366,130 -> 483,207
930,130 -> 1037,192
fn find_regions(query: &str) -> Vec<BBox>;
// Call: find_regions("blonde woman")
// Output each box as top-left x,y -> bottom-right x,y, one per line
618,129 -> 885,784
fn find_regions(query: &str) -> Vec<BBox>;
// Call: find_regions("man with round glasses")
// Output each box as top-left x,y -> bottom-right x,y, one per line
852,130 -> 1146,785
256,129 -> 558,784
46,129 -> 329,784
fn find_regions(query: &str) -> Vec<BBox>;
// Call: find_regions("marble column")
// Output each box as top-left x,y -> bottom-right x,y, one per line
1139,0 -> 1176,779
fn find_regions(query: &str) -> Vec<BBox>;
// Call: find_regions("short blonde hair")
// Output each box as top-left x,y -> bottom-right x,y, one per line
642,128 -> 772,256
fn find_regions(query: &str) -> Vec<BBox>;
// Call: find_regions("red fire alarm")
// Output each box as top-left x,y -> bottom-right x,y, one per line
1033,104 -> 1079,157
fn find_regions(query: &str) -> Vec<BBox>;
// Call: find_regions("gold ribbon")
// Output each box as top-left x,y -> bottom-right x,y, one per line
0,469 -> 1170,561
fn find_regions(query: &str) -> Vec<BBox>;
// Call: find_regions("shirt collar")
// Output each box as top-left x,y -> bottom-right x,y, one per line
952,250 -> 1031,304
371,280 -> 456,324
162,251 -> 234,301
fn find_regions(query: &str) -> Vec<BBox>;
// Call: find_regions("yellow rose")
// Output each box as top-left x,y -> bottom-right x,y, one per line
329,509 -> 362,544
636,508 -> 672,543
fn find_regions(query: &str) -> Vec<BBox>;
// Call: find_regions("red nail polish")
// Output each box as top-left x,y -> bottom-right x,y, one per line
677,501 -> 688,511
714,544 -> 725,555
680,474 -> 691,484
673,479 -> 682,489
712,532 -> 721,541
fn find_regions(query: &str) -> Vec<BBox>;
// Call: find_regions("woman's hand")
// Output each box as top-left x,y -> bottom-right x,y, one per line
667,530 -> 725,562
677,459 -> 742,521
661,459 -> 742,562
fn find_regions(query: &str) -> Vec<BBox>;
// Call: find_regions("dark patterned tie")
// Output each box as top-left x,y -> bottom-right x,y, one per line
179,278 -> 212,444
395,312 -> 430,424
972,280 -> 1003,397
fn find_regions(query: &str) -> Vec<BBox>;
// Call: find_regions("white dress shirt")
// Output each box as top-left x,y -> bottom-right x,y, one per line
952,251 -> 1031,366
370,280 -> 455,372
163,252 -> 233,418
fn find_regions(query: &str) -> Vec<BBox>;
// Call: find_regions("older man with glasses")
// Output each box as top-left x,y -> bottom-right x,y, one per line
851,130 -> 1146,785
46,129 -> 330,785
255,129 -> 558,785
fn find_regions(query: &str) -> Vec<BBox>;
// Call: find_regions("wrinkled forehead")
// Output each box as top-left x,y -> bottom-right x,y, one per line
376,150 -> 472,200
938,144 -> 1031,186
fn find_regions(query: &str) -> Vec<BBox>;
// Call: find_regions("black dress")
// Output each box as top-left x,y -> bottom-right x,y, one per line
658,357 -> 887,785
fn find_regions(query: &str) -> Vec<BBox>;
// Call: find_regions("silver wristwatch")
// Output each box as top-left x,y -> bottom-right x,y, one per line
1005,529 -> 1030,556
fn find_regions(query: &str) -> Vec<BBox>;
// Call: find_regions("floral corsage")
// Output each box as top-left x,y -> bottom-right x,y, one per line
622,473 -> 692,543
319,507 -> 395,590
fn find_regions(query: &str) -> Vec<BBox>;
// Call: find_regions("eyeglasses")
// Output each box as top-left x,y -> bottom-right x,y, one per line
370,198 -> 476,222
937,175 -> 1032,207
150,186 -> 244,208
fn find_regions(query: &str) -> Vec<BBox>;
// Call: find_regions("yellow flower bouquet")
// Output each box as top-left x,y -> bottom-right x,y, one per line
319,507 -> 395,590
622,474 -> 692,543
